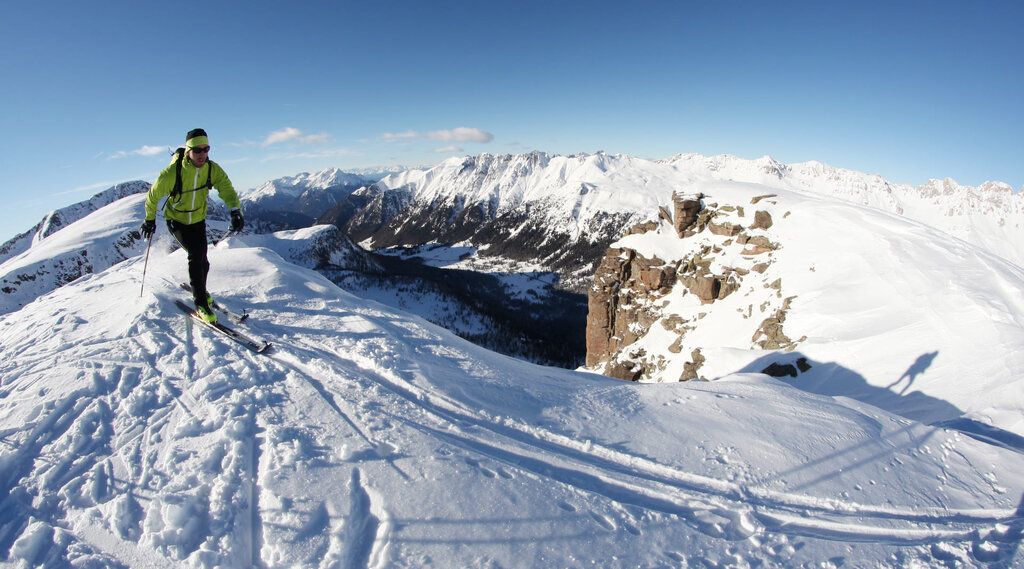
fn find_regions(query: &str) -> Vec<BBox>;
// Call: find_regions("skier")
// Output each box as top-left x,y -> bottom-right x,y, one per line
140,128 -> 244,322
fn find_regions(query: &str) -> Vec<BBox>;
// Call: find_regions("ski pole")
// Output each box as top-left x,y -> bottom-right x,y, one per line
139,233 -> 154,298
214,228 -> 235,246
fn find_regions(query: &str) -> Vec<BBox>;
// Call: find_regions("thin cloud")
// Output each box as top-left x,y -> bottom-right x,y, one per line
381,127 -> 494,144
109,145 -> 168,160
52,171 -> 159,196
428,127 -> 493,144
53,181 -> 117,196
381,130 -> 419,140
263,127 -> 329,147
261,148 -> 357,162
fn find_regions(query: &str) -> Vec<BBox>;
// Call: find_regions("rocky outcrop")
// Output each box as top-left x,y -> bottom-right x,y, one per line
672,193 -> 704,237
586,192 -> 797,382
586,248 -> 678,372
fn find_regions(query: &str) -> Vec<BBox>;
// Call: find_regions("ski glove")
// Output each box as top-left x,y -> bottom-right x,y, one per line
230,209 -> 244,232
140,219 -> 156,240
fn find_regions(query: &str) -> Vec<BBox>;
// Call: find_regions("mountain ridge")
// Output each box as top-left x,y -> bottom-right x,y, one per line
358,151 -> 1024,277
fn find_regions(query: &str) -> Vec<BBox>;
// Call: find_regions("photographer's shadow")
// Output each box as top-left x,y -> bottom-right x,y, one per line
739,351 -> 1024,454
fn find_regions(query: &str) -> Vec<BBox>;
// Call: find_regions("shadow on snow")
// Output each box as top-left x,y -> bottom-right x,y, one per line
738,351 -> 1024,455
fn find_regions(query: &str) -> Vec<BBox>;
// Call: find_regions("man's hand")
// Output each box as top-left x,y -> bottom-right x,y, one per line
140,219 -> 156,240
231,210 -> 244,232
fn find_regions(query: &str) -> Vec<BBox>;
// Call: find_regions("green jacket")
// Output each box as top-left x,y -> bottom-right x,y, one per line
145,155 -> 241,225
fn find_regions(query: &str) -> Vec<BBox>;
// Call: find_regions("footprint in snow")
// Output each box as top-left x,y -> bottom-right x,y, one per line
589,512 -> 616,531
464,457 -> 498,478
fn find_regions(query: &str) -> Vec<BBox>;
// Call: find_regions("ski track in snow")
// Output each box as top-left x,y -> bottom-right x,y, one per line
1,319 -> 1022,567
1,258 -> 1023,568
237,302 -> 1024,562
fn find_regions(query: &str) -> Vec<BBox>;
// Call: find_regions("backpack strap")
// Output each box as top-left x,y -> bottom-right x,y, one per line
170,147 -> 186,201
165,148 -> 216,215
202,160 -> 214,191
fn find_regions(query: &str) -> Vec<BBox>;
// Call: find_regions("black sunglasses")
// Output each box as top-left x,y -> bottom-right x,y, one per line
190,146 -> 211,154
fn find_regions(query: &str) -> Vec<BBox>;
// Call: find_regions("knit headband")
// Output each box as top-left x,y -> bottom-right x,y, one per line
185,128 -> 209,150
186,135 -> 210,149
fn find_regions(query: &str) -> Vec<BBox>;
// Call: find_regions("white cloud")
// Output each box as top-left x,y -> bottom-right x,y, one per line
263,127 -> 329,146
381,127 -> 494,144
427,127 -> 494,143
381,130 -> 418,140
109,145 -> 170,160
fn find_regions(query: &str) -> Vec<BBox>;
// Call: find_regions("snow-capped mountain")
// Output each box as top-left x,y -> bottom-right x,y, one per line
664,153 -> 1024,267
340,151 -> 1024,295
2,150 -> 1024,566
0,181 -> 149,266
0,189 -> 151,314
0,179 -> 585,367
243,169 -> 382,229
2,222 -> 1023,567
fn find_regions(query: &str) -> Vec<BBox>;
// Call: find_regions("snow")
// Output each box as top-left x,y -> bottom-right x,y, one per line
244,169 -> 373,202
2,229 -> 1024,567
1,151 -> 1024,567
376,151 -> 1024,268
0,194 -> 150,314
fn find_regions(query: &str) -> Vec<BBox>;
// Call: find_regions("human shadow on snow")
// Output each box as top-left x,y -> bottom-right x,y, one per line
737,351 -> 1024,455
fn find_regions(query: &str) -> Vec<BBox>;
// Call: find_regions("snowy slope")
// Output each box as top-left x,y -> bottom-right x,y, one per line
2,243 -> 1024,568
0,194 -> 151,314
664,153 -> 1024,268
221,224 -> 379,274
0,181 -> 149,266
603,179 -> 1024,441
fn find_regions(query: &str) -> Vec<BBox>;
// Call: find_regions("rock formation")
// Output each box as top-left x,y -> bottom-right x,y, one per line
586,192 -> 801,382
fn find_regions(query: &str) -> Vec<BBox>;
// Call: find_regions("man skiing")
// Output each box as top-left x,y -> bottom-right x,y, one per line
140,128 -> 244,322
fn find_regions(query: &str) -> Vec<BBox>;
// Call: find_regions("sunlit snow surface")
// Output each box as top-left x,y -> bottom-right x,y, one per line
1,152 -> 1023,567
1,243 -> 1023,568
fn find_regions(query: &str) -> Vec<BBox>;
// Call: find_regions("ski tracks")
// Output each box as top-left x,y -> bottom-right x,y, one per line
0,306 -> 284,568
4,291 -> 1023,567
254,343 -> 397,569
318,320 -> 1024,565
317,469 -> 391,569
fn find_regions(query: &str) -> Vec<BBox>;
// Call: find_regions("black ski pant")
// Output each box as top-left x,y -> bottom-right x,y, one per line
167,219 -> 210,305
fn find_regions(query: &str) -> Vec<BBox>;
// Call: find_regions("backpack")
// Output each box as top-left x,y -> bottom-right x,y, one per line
166,147 -> 215,213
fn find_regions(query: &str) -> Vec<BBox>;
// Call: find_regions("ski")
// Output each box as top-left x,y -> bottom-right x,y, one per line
175,300 -> 272,354
180,283 -> 250,323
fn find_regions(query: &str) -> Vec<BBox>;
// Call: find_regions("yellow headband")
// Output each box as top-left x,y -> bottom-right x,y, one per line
187,135 -> 210,149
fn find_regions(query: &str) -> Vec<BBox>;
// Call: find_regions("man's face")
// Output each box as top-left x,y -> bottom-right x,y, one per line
188,146 -> 210,168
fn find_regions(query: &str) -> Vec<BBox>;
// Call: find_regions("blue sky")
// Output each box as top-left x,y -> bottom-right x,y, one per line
1,0 -> 1022,242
